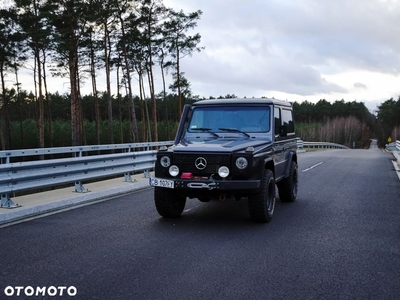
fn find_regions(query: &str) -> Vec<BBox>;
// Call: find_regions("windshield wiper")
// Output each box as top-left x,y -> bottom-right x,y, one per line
218,128 -> 250,138
191,127 -> 220,137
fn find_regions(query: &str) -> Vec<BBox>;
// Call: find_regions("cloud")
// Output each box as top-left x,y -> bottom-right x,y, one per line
164,0 -> 400,104
15,0 -> 399,112
354,82 -> 367,89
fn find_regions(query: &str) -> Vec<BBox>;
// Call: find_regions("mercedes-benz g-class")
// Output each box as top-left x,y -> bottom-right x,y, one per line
149,98 -> 298,222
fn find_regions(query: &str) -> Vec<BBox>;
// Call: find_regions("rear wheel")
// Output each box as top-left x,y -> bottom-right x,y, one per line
155,187 -> 186,218
278,161 -> 298,202
248,169 -> 275,223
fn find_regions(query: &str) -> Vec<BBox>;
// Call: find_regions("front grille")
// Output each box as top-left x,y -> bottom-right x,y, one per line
174,153 -> 230,174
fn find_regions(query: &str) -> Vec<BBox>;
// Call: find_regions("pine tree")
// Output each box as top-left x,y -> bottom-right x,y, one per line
163,8 -> 203,118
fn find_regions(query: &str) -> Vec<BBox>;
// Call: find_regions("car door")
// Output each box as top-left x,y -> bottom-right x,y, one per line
273,106 -> 286,180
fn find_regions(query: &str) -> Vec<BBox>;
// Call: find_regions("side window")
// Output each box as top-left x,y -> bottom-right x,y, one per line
281,109 -> 295,134
274,107 -> 281,135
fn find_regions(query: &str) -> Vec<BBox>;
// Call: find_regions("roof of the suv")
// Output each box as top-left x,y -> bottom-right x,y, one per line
192,98 -> 292,107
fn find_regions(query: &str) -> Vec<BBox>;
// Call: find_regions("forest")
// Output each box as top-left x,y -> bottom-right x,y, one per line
1,0 -> 399,151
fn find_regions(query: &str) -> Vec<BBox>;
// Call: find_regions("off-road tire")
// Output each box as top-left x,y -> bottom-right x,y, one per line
155,187 -> 186,218
248,169 -> 275,223
277,161 -> 298,202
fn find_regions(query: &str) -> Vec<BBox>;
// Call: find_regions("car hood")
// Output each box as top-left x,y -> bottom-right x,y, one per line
173,137 -> 272,154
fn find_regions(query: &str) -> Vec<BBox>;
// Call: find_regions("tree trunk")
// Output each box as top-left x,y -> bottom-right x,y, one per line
104,22 -> 114,144
14,60 -> 24,148
116,61 -> 123,143
140,72 -> 151,142
160,50 -> 170,140
69,44 -> 83,146
0,64 -> 10,150
147,64 -> 156,142
34,49 -> 45,149
137,69 -> 146,142
42,50 -> 52,148
89,33 -> 100,145
176,45 -> 182,119
119,15 -> 139,143
77,69 -> 86,145
147,60 -> 157,142
147,19 -> 158,142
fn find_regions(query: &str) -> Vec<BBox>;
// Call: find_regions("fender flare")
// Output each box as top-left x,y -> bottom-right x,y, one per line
262,156 -> 275,176
284,151 -> 297,178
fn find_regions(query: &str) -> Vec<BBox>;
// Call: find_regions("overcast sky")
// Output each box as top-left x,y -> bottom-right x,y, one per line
161,0 -> 400,112
15,0 -> 400,112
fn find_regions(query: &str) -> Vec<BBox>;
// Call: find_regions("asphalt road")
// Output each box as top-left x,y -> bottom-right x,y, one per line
1,147 -> 400,300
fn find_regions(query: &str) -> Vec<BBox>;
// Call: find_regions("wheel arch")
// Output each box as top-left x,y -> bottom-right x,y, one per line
264,158 -> 275,176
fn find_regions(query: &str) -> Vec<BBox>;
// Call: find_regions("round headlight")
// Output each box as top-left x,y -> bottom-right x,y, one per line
169,165 -> 180,177
218,166 -> 230,178
236,157 -> 248,169
160,156 -> 171,167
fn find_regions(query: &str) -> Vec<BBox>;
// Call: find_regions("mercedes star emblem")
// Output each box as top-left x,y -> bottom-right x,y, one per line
195,157 -> 207,170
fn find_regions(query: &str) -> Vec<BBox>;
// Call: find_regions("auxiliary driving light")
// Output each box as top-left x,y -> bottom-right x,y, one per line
169,165 -> 179,177
218,166 -> 230,178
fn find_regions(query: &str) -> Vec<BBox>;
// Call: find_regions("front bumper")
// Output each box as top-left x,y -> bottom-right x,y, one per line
149,177 -> 261,191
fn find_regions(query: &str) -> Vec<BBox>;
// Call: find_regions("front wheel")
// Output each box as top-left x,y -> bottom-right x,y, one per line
155,187 -> 186,218
248,169 -> 275,223
277,161 -> 298,203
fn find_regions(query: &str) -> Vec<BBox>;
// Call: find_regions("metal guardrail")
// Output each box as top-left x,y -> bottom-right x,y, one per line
0,142 -> 174,208
0,142 -> 174,164
297,140 -> 349,150
0,139 -> 347,209
297,139 -> 304,149
393,140 -> 400,164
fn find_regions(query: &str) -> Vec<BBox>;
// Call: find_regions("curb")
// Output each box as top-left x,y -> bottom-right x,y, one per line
393,151 -> 400,163
391,151 -> 400,182
0,179 -> 151,227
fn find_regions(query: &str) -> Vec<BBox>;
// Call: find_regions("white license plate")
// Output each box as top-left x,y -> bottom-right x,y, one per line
149,178 -> 174,189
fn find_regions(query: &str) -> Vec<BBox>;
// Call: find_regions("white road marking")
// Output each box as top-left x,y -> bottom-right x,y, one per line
184,205 -> 200,213
302,162 -> 323,173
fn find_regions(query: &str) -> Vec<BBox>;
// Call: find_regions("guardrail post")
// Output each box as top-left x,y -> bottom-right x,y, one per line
1,194 -> 19,208
1,155 -> 10,164
124,173 -> 135,182
123,147 -> 134,182
75,181 -> 90,193
73,149 -> 89,193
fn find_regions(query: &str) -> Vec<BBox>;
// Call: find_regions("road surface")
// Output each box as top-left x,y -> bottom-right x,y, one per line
1,147 -> 400,299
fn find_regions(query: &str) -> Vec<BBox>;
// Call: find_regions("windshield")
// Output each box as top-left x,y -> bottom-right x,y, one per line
188,106 -> 270,133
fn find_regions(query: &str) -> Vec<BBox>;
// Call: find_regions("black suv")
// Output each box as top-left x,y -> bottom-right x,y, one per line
150,98 -> 298,222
